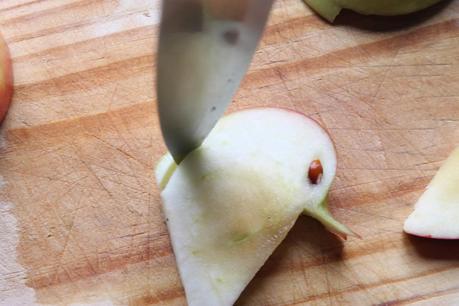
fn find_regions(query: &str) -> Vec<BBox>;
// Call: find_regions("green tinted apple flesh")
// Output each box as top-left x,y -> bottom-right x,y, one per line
156,108 -> 353,306
305,0 -> 443,22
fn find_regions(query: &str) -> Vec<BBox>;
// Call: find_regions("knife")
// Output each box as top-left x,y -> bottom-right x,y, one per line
157,0 -> 274,163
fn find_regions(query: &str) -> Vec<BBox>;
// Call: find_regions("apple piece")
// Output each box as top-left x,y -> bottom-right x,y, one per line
304,0 -> 443,22
0,33 -> 13,123
404,147 -> 459,239
156,108 -> 353,306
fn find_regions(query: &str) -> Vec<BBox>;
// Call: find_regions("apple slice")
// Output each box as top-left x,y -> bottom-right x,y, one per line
304,0 -> 443,22
0,33 -> 13,123
404,147 -> 459,239
156,108 -> 353,306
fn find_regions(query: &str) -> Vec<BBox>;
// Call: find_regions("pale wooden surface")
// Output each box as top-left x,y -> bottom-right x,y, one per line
0,0 -> 459,305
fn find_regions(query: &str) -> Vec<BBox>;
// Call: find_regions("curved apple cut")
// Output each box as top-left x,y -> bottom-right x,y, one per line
155,108 -> 354,306
404,147 -> 459,239
304,0 -> 443,22
0,33 -> 13,123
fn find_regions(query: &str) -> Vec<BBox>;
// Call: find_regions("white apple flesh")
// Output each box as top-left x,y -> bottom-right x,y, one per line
404,147 -> 459,239
156,108 -> 353,306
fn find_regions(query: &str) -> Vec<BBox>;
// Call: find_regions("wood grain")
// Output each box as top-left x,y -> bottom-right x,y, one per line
0,0 -> 458,305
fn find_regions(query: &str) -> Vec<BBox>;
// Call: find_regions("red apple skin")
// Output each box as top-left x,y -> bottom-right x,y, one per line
406,232 -> 459,240
0,34 -> 13,124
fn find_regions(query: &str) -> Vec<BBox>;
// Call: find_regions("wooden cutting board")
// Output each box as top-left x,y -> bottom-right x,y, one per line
1,1 -> 458,305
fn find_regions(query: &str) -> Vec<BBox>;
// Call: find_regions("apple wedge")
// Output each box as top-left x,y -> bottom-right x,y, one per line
304,0 -> 443,22
404,147 -> 459,239
156,108 -> 353,306
0,33 -> 13,123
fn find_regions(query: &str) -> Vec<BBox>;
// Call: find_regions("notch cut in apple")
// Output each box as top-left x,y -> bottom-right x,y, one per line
404,147 -> 459,239
304,0 -> 443,22
155,108 -> 355,306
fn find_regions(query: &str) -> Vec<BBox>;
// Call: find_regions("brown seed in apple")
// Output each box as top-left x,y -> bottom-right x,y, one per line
308,159 -> 323,185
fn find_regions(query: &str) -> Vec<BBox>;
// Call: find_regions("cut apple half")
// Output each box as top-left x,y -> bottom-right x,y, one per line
404,147 -> 459,239
0,33 -> 13,123
155,107 -> 354,306
304,0 -> 443,22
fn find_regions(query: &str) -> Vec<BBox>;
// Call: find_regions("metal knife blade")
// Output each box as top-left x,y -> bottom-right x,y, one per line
157,0 -> 274,163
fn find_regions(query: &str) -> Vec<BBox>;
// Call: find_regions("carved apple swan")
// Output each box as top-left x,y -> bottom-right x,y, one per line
156,108 -> 354,306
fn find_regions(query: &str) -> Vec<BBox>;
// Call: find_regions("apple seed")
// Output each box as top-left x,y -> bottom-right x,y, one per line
308,160 -> 323,185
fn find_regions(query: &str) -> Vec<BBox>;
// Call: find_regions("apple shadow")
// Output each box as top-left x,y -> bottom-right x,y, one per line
235,215 -> 344,305
405,234 -> 459,261
334,0 -> 453,32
